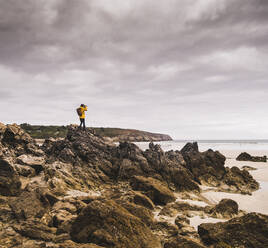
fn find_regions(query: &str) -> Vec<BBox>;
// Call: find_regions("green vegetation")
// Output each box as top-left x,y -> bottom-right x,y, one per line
20,124 -> 172,141
20,123 -> 68,139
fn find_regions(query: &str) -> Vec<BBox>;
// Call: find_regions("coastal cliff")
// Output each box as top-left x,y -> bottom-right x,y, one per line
0,122 -> 267,248
20,124 -> 172,142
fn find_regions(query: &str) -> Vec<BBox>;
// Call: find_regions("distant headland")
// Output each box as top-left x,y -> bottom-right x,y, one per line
20,123 -> 173,142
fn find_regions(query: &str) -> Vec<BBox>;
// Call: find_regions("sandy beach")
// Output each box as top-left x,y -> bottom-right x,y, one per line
203,150 -> 268,214
136,142 -> 268,228
191,149 -> 268,228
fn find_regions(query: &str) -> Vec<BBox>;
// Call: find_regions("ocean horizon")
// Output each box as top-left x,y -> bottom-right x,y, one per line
135,139 -> 268,152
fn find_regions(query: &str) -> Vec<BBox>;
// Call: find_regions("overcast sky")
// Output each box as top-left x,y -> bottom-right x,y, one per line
0,0 -> 268,139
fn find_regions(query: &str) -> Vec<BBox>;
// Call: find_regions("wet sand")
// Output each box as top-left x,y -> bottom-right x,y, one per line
202,150 -> 268,215
191,149 -> 268,228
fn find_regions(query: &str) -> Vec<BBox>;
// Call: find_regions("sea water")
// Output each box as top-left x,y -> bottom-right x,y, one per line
135,140 -> 268,152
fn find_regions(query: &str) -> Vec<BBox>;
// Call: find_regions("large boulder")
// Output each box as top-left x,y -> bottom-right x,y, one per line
181,142 -> 199,154
9,189 -> 57,220
0,157 -> 21,196
133,191 -> 155,210
223,166 -> 259,194
210,199 -> 239,218
70,199 -> 161,248
2,124 -> 33,152
130,176 -> 176,205
17,154 -> 45,174
43,126 -> 117,185
198,212 -> 268,247
0,123 -> 42,156
181,143 -> 226,185
236,152 -> 267,162
142,143 -> 199,192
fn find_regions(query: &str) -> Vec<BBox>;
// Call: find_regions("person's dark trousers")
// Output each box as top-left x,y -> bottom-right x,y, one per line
79,118 -> 86,130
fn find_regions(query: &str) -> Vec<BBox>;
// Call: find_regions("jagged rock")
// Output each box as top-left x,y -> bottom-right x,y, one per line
210,199 -> 239,218
51,200 -> 83,233
0,157 -> 21,196
133,191 -> 155,210
0,122 -> 265,247
116,200 -> 154,227
223,166 -> 259,194
70,199 -> 161,248
181,142 -> 199,154
117,158 -> 145,179
17,154 -> 45,174
15,164 -> 36,177
198,212 -> 268,247
9,189 -> 55,220
164,236 -> 205,248
181,143 -> 259,194
52,210 -> 76,232
2,124 -> 32,145
236,152 -> 267,162
2,124 -> 34,155
13,219 -> 57,241
181,143 -> 226,185
130,176 -> 176,205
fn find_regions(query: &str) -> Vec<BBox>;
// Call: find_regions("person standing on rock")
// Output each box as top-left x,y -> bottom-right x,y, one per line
77,104 -> 87,130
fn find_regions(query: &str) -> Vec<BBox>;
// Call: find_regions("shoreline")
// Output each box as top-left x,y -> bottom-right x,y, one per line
135,142 -> 268,228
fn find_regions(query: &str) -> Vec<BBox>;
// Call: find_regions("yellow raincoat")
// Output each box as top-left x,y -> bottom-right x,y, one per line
80,106 -> 87,119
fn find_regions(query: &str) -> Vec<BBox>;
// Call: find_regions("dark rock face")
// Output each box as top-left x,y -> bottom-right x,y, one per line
236,152 -> 267,162
13,219 -> 57,241
181,143 -> 226,185
181,143 -> 259,193
0,158 -> 21,196
133,191 -> 155,210
9,189 -> 52,220
210,199 -> 239,218
181,142 -> 199,154
223,166 -> 259,193
70,199 -> 161,248
198,213 -> 268,247
1,124 -> 43,156
44,128 -> 200,193
130,176 -> 176,205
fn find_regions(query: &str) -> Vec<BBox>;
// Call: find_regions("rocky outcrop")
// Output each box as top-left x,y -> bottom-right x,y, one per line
8,189 -> 55,220
236,152 -> 267,162
209,199 -> 238,218
181,142 -> 226,185
181,142 -> 259,194
70,199 -> 161,248
130,176 -> 176,205
133,191 -> 155,210
0,157 -> 21,196
222,166 -> 259,194
198,213 -> 268,247
0,123 -> 265,248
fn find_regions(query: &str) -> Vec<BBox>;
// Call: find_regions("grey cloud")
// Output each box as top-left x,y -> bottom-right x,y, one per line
0,0 -> 268,138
